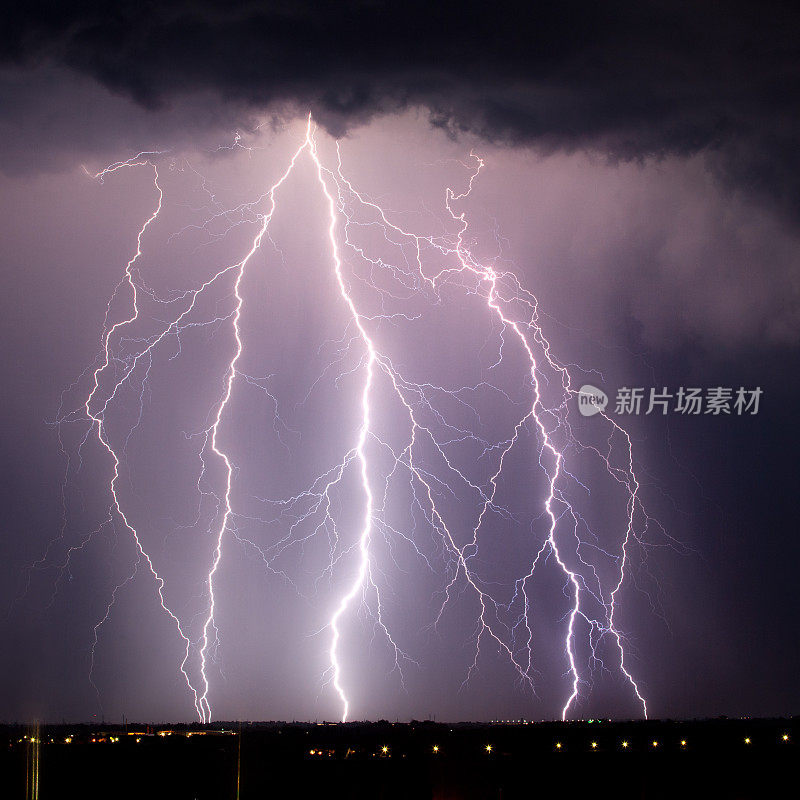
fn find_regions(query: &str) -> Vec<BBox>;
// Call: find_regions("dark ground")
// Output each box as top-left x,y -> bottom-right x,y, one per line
2,717 -> 796,798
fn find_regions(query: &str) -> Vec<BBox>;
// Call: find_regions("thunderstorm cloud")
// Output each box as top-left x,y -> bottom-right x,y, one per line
2,0 -> 800,223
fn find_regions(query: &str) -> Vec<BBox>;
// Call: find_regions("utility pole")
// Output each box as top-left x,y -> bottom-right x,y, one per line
236,721 -> 242,800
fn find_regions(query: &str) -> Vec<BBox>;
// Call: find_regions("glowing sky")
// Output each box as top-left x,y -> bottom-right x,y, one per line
1,2 -> 799,723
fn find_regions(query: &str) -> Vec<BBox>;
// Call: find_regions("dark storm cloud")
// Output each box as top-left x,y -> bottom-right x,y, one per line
1,1 -> 799,219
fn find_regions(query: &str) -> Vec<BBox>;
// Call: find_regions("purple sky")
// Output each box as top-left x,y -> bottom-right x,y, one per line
1,3 -> 800,724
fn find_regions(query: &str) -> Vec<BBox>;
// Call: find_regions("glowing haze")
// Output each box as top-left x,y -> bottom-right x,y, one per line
26,114 -> 669,723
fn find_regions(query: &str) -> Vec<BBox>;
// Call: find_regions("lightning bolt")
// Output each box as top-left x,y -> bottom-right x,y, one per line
39,115 -> 663,723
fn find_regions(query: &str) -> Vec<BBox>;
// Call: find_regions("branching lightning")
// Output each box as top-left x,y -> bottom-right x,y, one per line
35,116 -> 665,723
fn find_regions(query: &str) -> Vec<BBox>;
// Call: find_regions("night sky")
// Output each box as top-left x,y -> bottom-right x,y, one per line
1,1 -> 799,724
